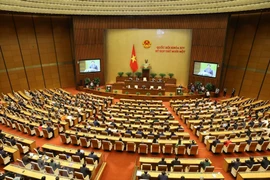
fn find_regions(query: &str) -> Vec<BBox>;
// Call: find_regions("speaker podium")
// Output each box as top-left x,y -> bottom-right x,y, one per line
142,68 -> 150,81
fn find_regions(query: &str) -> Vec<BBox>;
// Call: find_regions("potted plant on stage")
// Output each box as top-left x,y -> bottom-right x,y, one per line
205,83 -> 213,92
146,92 -> 150,96
116,72 -> 125,82
136,92 -> 140,96
126,72 -> 132,80
150,73 -> 157,81
165,73 -> 176,84
84,78 -> 91,88
93,77 -> 100,88
135,72 -> 142,80
159,73 -> 166,78
158,92 -> 162,96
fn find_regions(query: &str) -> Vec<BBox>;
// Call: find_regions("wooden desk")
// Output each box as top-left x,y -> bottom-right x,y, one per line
3,131 -> 36,151
29,154 -> 95,171
42,144 -> 102,158
220,96 -> 239,103
3,145 -> 20,161
253,104 -> 270,112
136,170 -> 224,180
198,127 -> 264,142
18,91 -> 32,101
122,88 -> 165,95
222,156 -> 270,172
236,171 -> 270,180
4,164 -> 70,180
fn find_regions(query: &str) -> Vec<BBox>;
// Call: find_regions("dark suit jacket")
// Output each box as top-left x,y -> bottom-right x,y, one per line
9,139 -> 16,146
140,173 -> 151,179
76,152 -> 85,159
80,166 -> 90,177
245,159 -> 255,168
171,160 -> 181,166
22,155 -> 30,164
89,154 -> 99,162
0,133 -> 5,139
232,161 -> 241,170
261,159 -> 269,169
212,139 -> 220,147
158,174 -> 168,180
158,160 -> 167,165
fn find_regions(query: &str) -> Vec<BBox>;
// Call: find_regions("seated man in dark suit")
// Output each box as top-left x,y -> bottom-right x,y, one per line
258,137 -> 265,145
245,156 -> 255,168
157,171 -> 168,180
171,156 -> 181,166
188,140 -> 196,149
88,151 -> 99,163
246,137 -> 253,145
49,159 -> 60,171
22,153 -> 31,165
260,156 -> 270,170
80,164 -> 91,178
46,125 -> 54,136
0,130 -> 5,139
158,157 -> 167,165
212,138 -> 221,147
140,171 -> 151,180
231,158 -> 241,170
76,149 -> 85,160
9,136 -> 17,146
200,158 -> 211,170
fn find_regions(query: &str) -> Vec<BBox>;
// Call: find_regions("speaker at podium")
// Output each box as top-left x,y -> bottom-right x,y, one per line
176,88 -> 183,95
106,85 -> 112,92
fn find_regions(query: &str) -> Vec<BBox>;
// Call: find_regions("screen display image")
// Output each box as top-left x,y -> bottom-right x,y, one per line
193,62 -> 218,78
79,59 -> 101,73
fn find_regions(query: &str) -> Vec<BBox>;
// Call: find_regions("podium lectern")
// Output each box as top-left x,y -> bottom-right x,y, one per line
142,69 -> 150,81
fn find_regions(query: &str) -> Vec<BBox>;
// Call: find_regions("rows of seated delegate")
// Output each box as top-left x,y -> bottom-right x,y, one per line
0,88 -> 111,140
1,138 -> 103,180
170,96 -> 270,179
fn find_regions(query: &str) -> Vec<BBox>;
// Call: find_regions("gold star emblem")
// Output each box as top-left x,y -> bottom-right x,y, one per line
131,55 -> 136,62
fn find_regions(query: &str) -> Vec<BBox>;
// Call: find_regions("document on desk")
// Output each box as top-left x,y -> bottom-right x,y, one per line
136,170 -> 142,176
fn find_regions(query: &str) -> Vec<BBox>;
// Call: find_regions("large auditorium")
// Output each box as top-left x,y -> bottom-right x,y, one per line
0,1 -> 270,180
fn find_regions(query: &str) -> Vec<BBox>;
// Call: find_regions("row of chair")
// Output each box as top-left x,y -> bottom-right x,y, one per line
60,134 -> 198,155
231,164 -> 270,177
211,141 -> 270,154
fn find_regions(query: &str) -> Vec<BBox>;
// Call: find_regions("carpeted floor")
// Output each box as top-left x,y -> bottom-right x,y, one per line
0,88 -> 269,180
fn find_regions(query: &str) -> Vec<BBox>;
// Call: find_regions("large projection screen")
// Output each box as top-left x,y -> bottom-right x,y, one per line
105,29 -> 192,87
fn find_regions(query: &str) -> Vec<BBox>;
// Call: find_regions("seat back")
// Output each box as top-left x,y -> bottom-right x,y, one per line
164,144 -> 172,154
85,157 -> 95,165
227,143 -> 236,153
71,155 -> 81,162
31,162 -> 41,171
237,166 -> 247,172
4,176 -> 13,180
16,143 -> 24,153
70,135 -> 78,145
60,134 -> 67,143
250,164 -> 260,171
151,143 -> 160,153
139,144 -> 148,154
237,142 -> 247,152
172,165 -> 183,172
17,159 -> 26,168
34,127 -> 41,136
46,152 -> 54,158
127,142 -> 136,152
26,126 -> 34,135
213,143 -> 223,153
141,164 -> 152,171
189,145 -> 199,155
115,141 -> 124,151
248,142 -> 258,151
42,129 -> 49,138
59,169 -> 69,177
80,137 -> 89,147
91,139 -> 100,149
261,141 -> 270,151
175,145 -> 186,155
204,166 -> 215,172
157,165 -> 167,171
74,172 -> 85,180
45,165 -> 54,174
59,154 -> 68,160
188,165 -> 199,172
102,141 -> 112,151
19,124 -> 25,132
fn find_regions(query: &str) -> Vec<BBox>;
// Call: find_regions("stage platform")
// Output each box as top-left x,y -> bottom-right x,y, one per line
82,88 -> 204,101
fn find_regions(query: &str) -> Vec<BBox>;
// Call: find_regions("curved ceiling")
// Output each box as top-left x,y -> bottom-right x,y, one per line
0,0 -> 269,15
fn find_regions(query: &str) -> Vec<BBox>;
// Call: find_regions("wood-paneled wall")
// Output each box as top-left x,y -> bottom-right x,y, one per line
73,14 -> 228,87
222,12 -> 270,100
0,14 -> 74,93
